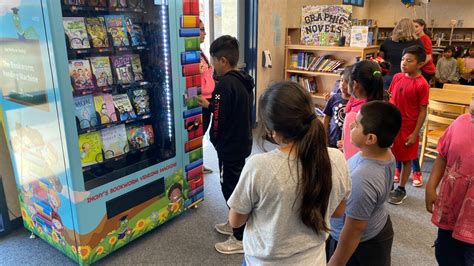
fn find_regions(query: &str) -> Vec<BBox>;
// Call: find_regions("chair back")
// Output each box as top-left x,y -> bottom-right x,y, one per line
443,83 -> 474,93
429,88 -> 473,106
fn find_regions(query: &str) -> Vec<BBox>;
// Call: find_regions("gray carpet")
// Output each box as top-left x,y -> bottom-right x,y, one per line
0,136 -> 438,265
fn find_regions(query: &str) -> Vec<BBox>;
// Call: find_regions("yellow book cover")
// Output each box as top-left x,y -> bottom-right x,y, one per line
79,131 -> 103,166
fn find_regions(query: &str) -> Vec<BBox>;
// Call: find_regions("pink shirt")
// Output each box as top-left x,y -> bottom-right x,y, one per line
342,98 -> 367,160
200,52 -> 215,99
432,114 -> 474,244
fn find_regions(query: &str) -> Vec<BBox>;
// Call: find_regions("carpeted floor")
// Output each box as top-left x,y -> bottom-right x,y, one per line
0,136 -> 438,265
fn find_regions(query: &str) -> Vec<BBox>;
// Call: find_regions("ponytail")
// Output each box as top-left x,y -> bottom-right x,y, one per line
414,19 -> 432,39
258,81 -> 332,233
349,60 -> 384,102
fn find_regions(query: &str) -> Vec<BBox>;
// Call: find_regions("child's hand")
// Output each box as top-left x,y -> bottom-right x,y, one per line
425,188 -> 438,213
405,133 -> 417,146
336,140 -> 343,151
197,96 -> 210,108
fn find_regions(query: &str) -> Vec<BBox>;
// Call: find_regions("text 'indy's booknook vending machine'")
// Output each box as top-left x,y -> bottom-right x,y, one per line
0,0 -> 204,264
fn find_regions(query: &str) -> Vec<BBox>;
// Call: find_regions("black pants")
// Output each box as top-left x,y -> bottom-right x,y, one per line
218,158 -> 246,240
421,71 -> 434,85
326,216 -> 394,266
202,98 -> 212,134
434,229 -> 474,266
460,78 -> 474,86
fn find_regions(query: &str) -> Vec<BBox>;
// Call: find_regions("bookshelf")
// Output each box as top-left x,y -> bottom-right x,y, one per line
284,32 -> 379,103
375,26 -> 474,46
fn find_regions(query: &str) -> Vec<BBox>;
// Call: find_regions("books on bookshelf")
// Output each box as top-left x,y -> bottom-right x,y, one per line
126,124 -> 154,150
93,93 -> 117,124
105,15 -> 130,47
289,75 -> 318,94
63,17 -> 91,49
109,0 -> 128,8
129,88 -> 150,116
111,55 -> 134,84
101,124 -> 129,159
74,94 -> 100,129
112,93 -> 137,121
89,56 -> 113,87
130,54 -> 144,81
69,59 -> 95,92
290,52 -> 345,73
85,17 -> 109,48
78,131 -> 103,166
125,16 -> 146,46
87,0 -> 108,7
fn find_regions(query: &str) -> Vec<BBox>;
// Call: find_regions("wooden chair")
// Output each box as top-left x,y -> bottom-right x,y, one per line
419,100 -> 466,169
429,88 -> 473,106
443,83 -> 474,93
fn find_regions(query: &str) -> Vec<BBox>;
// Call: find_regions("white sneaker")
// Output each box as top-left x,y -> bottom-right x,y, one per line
215,221 -> 233,236
215,235 -> 244,254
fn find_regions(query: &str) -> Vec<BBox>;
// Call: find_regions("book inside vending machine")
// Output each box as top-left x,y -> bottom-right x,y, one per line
0,0 -> 204,264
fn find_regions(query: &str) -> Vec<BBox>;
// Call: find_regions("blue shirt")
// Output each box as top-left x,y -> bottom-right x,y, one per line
323,92 -> 348,147
330,152 -> 395,242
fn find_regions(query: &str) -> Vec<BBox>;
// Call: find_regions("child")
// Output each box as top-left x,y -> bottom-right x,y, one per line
342,60 -> 385,159
425,95 -> 474,266
327,101 -> 402,266
457,45 -> 474,85
197,35 -> 254,254
199,19 -> 216,174
388,45 -> 429,204
323,67 -> 351,148
435,46 -> 459,88
227,81 -> 351,265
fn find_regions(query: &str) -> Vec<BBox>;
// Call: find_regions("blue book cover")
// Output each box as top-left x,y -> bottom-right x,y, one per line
104,15 -> 129,47
179,28 -> 200,37
125,16 -> 146,46
181,51 -> 201,65
74,95 -> 99,129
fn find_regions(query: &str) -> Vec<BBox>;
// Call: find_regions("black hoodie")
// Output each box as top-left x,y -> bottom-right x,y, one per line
208,70 -> 254,161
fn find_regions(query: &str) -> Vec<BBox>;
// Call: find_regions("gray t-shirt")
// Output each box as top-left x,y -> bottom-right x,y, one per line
330,152 -> 395,242
228,148 -> 351,265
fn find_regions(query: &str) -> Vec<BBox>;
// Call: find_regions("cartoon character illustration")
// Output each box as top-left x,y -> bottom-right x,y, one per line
117,215 -> 131,240
81,142 -> 90,159
11,7 -> 39,40
48,189 -> 61,212
167,183 -> 183,213
51,211 -> 66,245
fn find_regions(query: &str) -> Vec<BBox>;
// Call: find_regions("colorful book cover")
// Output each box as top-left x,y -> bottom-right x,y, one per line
130,54 -> 144,81
87,0 -> 107,7
185,75 -> 201,88
185,87 -> 201,109
63,17 -> 91,49
89,56 -> 113,87
69,59 -> 95,92
185,114 -> 203,139
100,124 -> 129,159
182,63 -> 200,76
125,17 -> 146,46
85,17 -> 109,48
105,15 -> 129,47
188,147 -> 203,163
128,0 -> 144,8
126,125 -> 154,149
108,0 -> 127,8
112,94 -> 137,121
181,16 -> 200,28
93,93 -> 117,124
78,132 -> 103,166
184,37 -> 200,51
111,55 -> 134,84
129,88 -> 150,116
183,0 -> 199,15
74,95 -> 99,129
64,0 -> 87,6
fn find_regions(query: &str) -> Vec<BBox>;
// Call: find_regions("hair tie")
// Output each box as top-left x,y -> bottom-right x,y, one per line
373,70 -> 382,77
304,113 -> 316,125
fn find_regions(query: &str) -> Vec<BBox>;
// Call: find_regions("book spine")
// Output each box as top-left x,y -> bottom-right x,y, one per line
179,28 -> 200,37
181,51 -> 201,65
185,75 -> 202,88
184,37 -> 200,51
181,15 -> 200,28
182,63 -> 201,76
183,0 -> 199,15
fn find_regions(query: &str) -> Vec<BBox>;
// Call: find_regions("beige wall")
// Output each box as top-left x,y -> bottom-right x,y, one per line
256,0 -> 288,113
369,0 -> 474,27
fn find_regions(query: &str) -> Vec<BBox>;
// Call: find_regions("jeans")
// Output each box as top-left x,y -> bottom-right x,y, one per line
434,229 -> 474,266
396,159 -> 421,172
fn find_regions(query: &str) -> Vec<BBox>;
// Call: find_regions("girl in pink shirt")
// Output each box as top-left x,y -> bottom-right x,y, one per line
426,95 -> 474,266
341,60 -> 384,159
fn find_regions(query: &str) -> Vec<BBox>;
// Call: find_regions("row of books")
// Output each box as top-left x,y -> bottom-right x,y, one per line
289,75 -> 318,94
79,123 -> 154,167
69,54 -> 143,92
64,0 -> 144,8
74,90 -> 150,130
290,53 -> 345,73
63,15 -> 146,50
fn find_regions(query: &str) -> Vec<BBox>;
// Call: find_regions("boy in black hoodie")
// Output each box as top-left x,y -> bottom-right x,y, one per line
198,35 -> 254,254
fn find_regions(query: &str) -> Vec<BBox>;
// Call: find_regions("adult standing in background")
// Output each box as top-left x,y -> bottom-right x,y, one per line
414,19 -> 436,84
379,18 -> 423,89
200,20 -> 215,174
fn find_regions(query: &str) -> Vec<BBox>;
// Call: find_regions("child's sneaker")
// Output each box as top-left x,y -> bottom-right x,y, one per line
393,169 -> 400,183
412,171 -> 423,187
215,221 -> 233,235
215,235 -> 244,254
388,187 -> 407,205
203,166 -> 213,174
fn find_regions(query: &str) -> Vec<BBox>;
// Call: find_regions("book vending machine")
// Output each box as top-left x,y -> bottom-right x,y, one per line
0,0 -> 204,264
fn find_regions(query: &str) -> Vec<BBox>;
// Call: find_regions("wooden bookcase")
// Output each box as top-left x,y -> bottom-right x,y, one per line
285,29 -> 379,104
